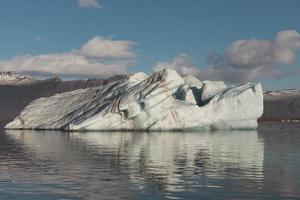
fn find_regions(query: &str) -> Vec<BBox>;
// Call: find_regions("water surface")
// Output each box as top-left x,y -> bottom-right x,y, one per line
0,122 -> 299,199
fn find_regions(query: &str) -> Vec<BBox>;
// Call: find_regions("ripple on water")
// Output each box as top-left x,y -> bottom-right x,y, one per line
0,122 -> 300,199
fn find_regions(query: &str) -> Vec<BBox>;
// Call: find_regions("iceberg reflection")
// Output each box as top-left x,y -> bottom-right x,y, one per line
5,130 -> 264,194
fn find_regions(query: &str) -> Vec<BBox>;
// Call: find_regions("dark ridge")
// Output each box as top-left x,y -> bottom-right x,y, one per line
259,90 -> 300,121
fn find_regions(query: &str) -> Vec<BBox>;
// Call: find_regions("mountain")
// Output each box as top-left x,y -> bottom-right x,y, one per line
0,72 -> 36,85
0,74 -> 127,126
260,89 -> 300,121
5,69 -> 263,131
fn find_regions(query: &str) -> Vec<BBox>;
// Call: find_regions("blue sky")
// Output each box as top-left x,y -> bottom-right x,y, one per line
0,0 -> 300,89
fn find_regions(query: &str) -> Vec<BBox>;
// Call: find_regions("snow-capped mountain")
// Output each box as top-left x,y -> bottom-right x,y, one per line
0,72 -> 36,85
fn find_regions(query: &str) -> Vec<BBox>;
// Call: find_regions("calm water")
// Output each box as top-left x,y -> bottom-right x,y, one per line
0,122 -> 300,200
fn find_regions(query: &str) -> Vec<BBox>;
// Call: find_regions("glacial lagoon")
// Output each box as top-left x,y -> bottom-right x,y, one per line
0,122 -> 299,200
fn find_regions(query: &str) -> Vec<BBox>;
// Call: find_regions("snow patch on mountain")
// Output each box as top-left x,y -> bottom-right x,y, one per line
0,72 -> 36,85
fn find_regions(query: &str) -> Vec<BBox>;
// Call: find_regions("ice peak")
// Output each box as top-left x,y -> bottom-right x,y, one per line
182,74 -> 203,88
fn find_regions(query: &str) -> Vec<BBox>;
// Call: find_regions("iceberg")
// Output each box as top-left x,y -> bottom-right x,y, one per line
5,69 -> 264,131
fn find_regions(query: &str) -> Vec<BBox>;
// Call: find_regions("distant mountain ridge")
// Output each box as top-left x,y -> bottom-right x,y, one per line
260,89 -> 300,121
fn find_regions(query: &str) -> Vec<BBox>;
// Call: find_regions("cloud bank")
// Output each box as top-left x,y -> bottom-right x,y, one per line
154,54 -> 199,75
78,0 -> 101,8
0,36 -> 136,78
154,30 -> 300,83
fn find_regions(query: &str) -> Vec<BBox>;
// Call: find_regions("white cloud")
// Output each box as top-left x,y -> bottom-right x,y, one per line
0,36 -> 136,78
153,30 -> 300,83
78,0 -> 101,8
225,30 -> 300,68
205,30 -> 300,83
153,54 -> 199,75
80,36 -> 136,59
